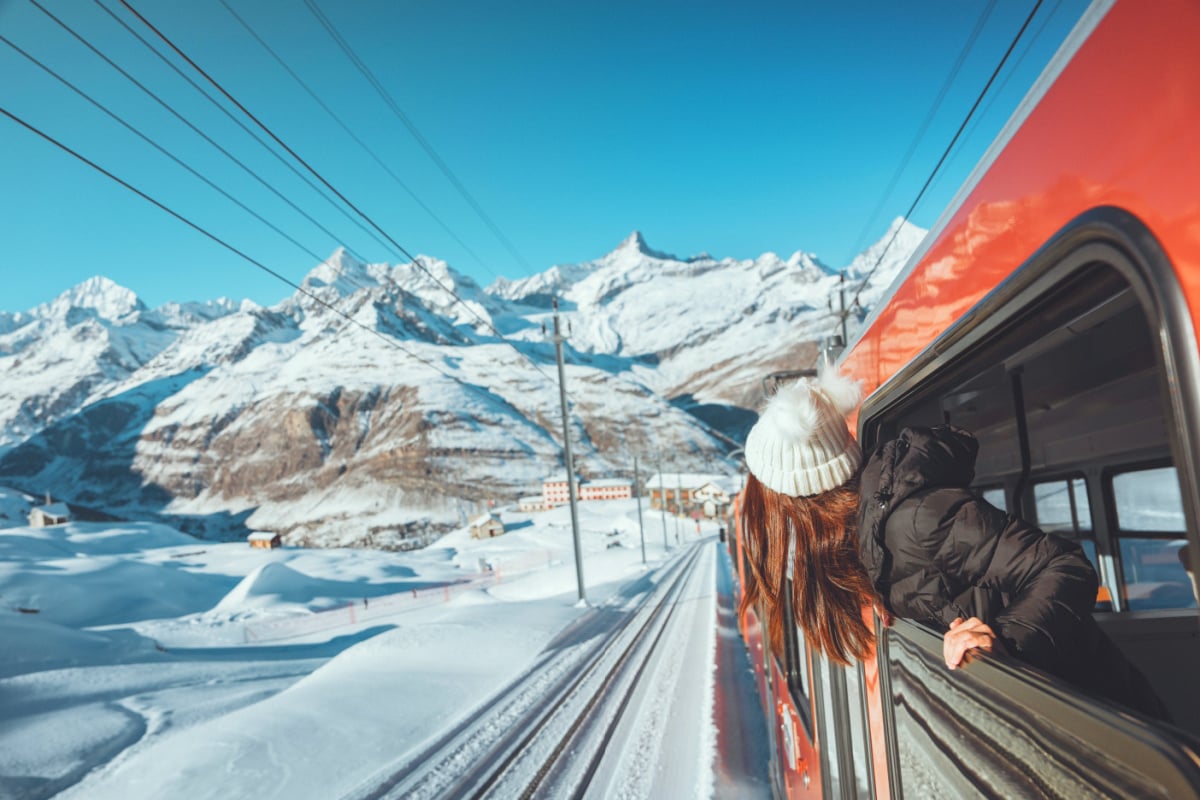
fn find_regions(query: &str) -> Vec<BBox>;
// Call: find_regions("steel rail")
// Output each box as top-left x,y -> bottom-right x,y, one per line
469,543 -> 706,799
349,543 -> 702,800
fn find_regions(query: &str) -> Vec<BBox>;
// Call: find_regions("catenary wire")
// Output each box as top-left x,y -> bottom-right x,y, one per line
301,0 -> 532,277
923,0 -> 1063,203
25,0 -> 376,281
217,0 -> 496,279
3,17 -> 716,464
0,32 -> 336,273
88,0 -> 408,284
847,0 -> 998,261
118,0 -> 569,395
847,0 -> 1045,314
0,102 -> 477,389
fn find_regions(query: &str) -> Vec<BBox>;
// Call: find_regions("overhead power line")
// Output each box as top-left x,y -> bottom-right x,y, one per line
23,1 -> 371,274
217,0 -> 495,278
0,31 -> 333,270
847,0 -> 1045,314
925,0 -> 1064,200
89,0 -> 417,288
848,0 -> 998,261
118,0 -> 566,394
0,101 -> 471,387
301,0 -> 533,276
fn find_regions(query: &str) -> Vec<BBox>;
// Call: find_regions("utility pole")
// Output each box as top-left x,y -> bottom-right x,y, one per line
657,457 -> 669,550
828,274 -> 850,353
838,273 -> 849,347
675,470 -> 683,545
552,298 -> 586,604
634,456 -> 646,566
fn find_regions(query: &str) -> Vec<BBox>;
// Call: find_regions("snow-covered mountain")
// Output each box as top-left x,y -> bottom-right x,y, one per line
0,222 -> 923,545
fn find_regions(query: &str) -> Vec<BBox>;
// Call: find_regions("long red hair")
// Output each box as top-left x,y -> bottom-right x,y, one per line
738,471 -> 875,665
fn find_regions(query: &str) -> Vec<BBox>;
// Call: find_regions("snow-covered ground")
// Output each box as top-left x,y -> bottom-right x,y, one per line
0,494 -> 733,799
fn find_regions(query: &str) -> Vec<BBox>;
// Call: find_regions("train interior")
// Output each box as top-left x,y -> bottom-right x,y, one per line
866,262 -> 1200,739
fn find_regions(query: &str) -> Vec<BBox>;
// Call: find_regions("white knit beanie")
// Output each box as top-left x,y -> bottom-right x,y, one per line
744,369 -> 863,497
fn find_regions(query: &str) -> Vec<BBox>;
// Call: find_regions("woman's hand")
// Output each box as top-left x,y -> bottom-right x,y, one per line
943,617 -> 998,670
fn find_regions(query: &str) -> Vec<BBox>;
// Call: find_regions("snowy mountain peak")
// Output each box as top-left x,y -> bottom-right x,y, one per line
845,217 -> 928,288
44,276 -> 144,321
0,225 -> 930,545
611,231 -> 674,261
617,230 -> 649,253
301,248 -> 371,295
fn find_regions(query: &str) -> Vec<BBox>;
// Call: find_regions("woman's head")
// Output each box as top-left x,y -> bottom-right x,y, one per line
744,370 -> 863,496
738,370 -> 875,664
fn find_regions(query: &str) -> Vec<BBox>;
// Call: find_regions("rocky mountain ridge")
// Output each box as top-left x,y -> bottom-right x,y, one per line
0,222 -> 924,546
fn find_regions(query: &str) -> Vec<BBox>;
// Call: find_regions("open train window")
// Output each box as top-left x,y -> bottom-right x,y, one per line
858,210 -> 1200,742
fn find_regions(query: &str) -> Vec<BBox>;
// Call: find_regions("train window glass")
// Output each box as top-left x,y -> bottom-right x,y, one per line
1033,477 -> 1092,532
980,486 -> 1006,511
815,657 -> 843,797
1117,538 -> 1195,610
1113,467 -> 1186,532
794,625 -> 810,699
1033,476 -> 1099,574
842,662 -> 872,797
1112,467 -> 1194,610
1080,539 -> 1099,575
782,582 -> 811,707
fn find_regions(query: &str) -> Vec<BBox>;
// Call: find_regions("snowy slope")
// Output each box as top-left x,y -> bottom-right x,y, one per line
0,223 -> 924,545
0,277 -> 237,451
0,503 -> 735,799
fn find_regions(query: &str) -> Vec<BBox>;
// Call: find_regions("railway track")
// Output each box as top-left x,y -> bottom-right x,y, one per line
342,541 -> 711,800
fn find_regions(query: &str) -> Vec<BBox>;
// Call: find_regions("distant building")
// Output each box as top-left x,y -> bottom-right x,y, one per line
248,532 -> 282,549
541,475 -> 633,507
648,473 -> 733,518
693,482 -> 732,519
28,502 -> 71,528
469,513 -> 505,540
578,479 -> 633,502
517,496 -> 546,512
542,474 -> 579,507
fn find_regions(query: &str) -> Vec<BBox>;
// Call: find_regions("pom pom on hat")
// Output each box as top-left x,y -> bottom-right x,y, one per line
744,368 -> 863,497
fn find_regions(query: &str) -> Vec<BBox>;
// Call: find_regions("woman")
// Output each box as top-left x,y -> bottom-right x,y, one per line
738,370 -> 1166,719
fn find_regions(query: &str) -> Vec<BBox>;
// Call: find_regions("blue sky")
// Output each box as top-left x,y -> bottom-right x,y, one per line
0,0 -> 1089,311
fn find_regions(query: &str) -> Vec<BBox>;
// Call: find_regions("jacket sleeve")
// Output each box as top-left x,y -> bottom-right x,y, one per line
883,487 -> 1099,674
977,513 -> 1099,674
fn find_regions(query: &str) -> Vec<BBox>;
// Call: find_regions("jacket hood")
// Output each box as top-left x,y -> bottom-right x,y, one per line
857,425 -> 979,589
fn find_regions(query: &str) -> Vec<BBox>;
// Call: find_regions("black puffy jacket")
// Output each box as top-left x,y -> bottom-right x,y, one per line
857,425 -> 1166,720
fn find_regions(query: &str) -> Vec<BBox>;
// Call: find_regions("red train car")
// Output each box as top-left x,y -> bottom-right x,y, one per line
732,1 -> 1200,796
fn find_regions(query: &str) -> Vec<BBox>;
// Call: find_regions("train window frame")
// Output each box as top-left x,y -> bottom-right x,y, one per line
882,617 -> 1200,797
855,208 -> 1200,592
850,208 -> 1200,792
841,659 -> 876,798
1030,472 -> 1093,535
810,654 -> 844,799
781,581 -> 814,738
809,653 -> 877,800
